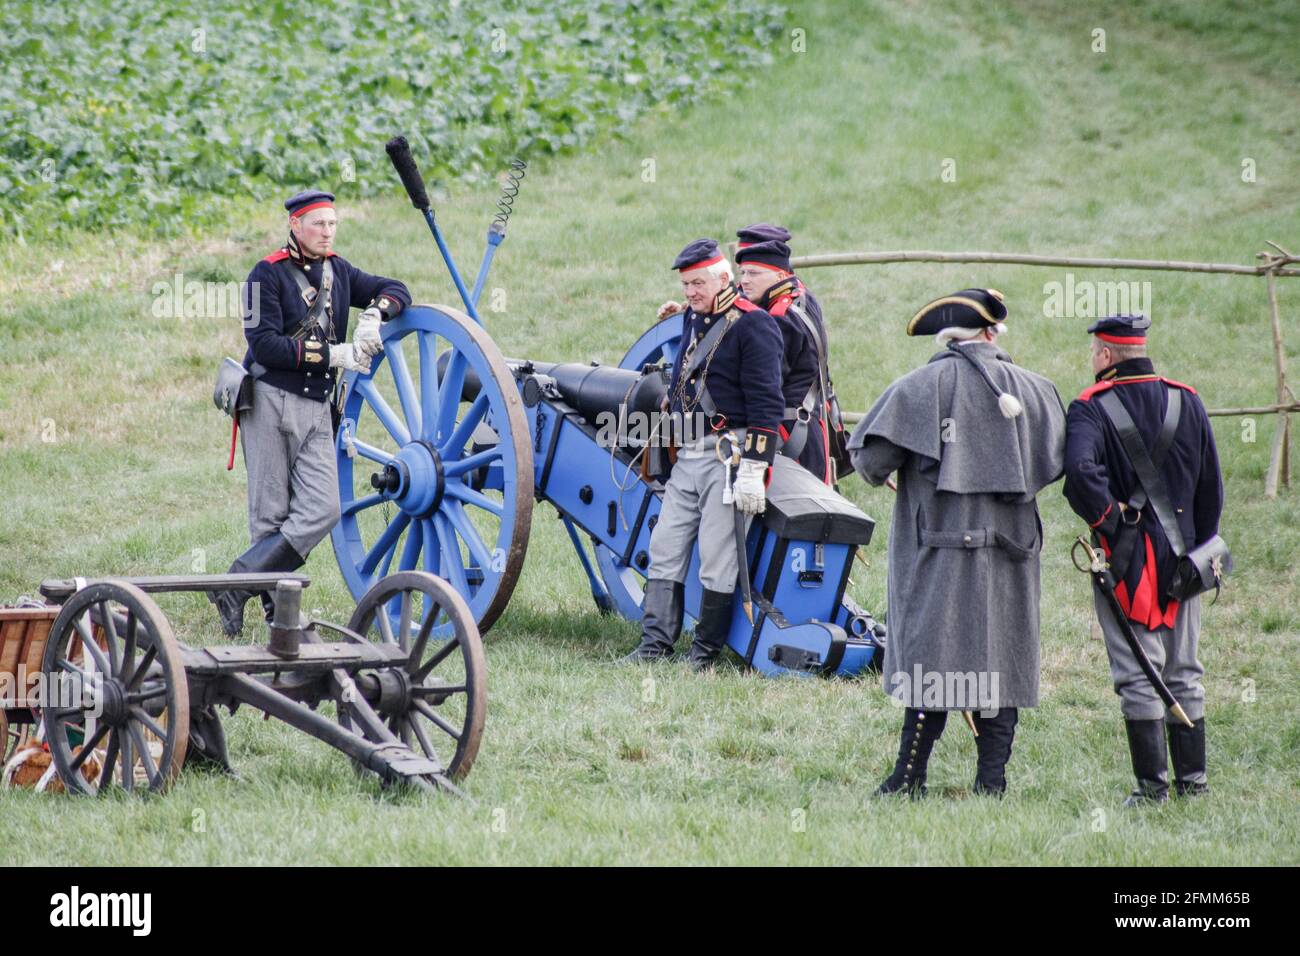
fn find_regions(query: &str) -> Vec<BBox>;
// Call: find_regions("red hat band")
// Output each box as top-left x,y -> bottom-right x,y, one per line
679,254 -> 725,272
291,200 -> 334,219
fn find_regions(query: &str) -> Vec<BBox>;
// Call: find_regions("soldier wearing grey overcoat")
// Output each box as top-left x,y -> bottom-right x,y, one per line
848,289 -> 1066,797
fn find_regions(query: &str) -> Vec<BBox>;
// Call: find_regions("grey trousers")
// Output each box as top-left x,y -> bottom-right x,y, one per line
647,438 -> 752,592
239,380 -> 341,557
1094,587 -> 1205,722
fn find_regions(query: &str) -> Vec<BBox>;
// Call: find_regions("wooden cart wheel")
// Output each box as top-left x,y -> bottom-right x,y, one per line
42,580 -> 189,795
344,571 -> 485,782
0,708 -> 9,764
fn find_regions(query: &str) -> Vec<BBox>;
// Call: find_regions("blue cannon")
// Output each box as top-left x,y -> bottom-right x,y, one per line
328,138 -> 886,676
330,304 -> 885,677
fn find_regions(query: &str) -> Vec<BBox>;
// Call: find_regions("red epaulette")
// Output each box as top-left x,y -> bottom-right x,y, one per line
1077,380 -> 1117,401
1160,377 -> 1198,395
1078,375 -> 1198,402
734,297 -> 758,313
768,295 -> 793,318
262,250 -> 339,264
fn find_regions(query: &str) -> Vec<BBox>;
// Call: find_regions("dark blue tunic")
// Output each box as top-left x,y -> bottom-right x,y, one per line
1063,358 -> 1224,629
756,277 -> 831,482
241,250 -> 411,402
665,284 -> 785,464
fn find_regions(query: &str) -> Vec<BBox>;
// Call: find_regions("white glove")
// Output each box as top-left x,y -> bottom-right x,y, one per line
734,459 -> 768,515
329,342 -> 371,374
353,307 -> 383,358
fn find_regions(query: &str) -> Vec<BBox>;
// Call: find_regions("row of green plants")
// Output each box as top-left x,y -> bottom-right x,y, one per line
0,0 -> 785,239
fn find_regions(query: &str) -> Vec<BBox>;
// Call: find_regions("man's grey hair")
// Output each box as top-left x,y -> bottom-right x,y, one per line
705,257 -> 733,283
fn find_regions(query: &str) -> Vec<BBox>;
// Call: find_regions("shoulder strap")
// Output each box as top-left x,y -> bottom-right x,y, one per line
278,259 -> 334,340
679,311 -> 734,382
1096,387 -> 1186,556
789,299 -> 829,359
789,299 -> 830,409
674,310 -> 740,423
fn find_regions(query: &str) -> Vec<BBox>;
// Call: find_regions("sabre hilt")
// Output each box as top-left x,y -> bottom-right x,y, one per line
385,136 -> 432,211
716,432 -> 742,505
1072,535 -> 1107,574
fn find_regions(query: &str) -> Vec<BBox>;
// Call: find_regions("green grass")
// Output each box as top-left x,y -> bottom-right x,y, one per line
1,0 -> 1298,865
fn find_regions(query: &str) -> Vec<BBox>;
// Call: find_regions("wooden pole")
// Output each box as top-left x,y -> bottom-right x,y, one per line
791,249 -> 1300,277
796,243 -> 1296,496
843,404 -> 1300,425
1265,268 -> 1292,498
1207,403 -> 1300,417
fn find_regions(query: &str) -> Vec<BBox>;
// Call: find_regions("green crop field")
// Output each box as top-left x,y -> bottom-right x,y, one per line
0,0 -> 1297,865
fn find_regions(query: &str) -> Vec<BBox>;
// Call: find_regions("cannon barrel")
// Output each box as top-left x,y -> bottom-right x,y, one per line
437,352 -> 668,421
535,362 -> 668,421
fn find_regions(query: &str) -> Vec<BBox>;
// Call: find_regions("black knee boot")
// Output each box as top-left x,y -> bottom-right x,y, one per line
621,579 -> 684,662
876,709 -> 948,798
1123,718 -> 1170,806
1168,717 -> 1208,797
210,532 -> 305,636
688,589 -> 734,671
972,708 -> 1019,797
256,537 -> 308,623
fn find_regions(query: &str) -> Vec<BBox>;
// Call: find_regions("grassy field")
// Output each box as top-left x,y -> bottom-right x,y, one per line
1,0 -> 1297,865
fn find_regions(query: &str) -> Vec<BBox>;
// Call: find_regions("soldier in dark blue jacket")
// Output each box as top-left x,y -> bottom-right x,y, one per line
734,230 -> 837,484
212,190 -> 412,635
658,224 -> 841,482
622,239 -> 785,669
1063,314 -> 1224,804
734,222 -> 826,324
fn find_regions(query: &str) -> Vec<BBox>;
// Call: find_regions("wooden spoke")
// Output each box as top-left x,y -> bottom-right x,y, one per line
68,724 -> 110,771
413,699 -> 463,741
128,724 -> 162,790
414,635 -> 460,683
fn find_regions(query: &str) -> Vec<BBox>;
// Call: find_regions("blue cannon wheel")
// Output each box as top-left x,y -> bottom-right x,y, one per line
333,305 -> 533,636
591,314 -> 685,622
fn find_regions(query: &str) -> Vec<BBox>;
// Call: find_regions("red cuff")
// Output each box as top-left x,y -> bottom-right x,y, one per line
1088,502 -> 1113,529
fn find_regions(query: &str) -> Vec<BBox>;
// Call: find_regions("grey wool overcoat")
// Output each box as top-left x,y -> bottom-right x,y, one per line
848,342 -> 1066,710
